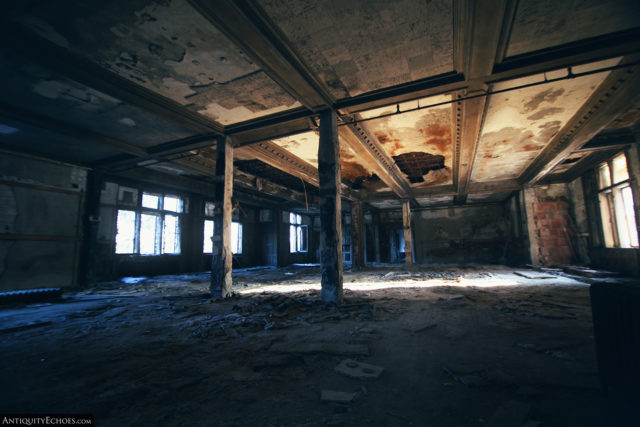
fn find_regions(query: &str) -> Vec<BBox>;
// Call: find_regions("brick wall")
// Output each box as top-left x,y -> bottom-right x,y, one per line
533,199 -> 573,265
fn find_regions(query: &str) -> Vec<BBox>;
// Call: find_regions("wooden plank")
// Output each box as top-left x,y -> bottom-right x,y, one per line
402,200 -> 413,266
210,136 -> 234,299
318,110 -> 343,304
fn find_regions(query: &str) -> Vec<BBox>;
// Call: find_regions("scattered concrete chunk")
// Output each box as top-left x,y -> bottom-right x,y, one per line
514,271 -> 556,279
321,390 -> 359,403
334,359 -> 384,379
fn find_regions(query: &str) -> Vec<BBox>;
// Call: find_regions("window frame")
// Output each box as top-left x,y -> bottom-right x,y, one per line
115,190 -> 184,256
596,152 -> 639,249
203,202 -> 242,255
289,212 -> 308,253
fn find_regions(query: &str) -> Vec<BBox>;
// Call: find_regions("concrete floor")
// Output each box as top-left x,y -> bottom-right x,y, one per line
0,265 -> 635,426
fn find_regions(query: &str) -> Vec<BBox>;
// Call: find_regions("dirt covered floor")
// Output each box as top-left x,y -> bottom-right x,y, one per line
0,265 -> 635,426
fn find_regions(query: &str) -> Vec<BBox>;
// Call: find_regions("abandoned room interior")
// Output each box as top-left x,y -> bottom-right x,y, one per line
2,0 -> 640,425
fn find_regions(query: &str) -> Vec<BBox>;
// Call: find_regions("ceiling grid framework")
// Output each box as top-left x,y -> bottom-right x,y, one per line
0,0 -> 639,209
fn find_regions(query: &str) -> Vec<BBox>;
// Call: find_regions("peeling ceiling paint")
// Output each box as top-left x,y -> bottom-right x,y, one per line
257,0 -> 453,98
416,195 -> 451,207
16,0 -> 300,125
359,94 -> 453,187
507,0 -> 640,57
271,131 -> 319,167
471,59 -> 619,183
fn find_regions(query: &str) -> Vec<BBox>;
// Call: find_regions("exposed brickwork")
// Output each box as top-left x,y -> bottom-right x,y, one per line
533,199 -> 573,266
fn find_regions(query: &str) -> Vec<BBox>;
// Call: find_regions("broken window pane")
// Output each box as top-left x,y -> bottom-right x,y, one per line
164,195 -> 182,213
115,210 -> 136,254
142,193 -> 160,210
162,214 -> 181,254
611,153 -> 630,184
140,213 -> 161,255
597,163 -> 611,189
231,222 -> 242,254
203,219 -> 214,253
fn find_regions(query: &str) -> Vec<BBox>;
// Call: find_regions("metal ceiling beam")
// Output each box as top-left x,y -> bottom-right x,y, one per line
188,0 -> 333,111
520,56 -> 640,185
338,117 -> 414,201
236,141 -> 320,188
452,0 -> 516,204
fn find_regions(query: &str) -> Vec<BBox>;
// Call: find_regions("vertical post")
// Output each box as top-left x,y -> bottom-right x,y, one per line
318,109 -> 343,304
351,200 -> 365,269
210,135 -> 234,298
373,211 -> 381,263
78,170 -> 102,287
402,200 -> 413,266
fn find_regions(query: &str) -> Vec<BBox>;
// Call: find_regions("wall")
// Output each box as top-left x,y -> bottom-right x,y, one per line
382,202 -> 517,265
523,184 -> 575,266
0,152 -> 86,290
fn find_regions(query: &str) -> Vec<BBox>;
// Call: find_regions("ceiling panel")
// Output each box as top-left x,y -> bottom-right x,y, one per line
271,131 -> 318,167
471,59 -> 619,183
0,52 -> 195,149
359,95 -> 453,187
10,0 -> 300,125
507,0 -> 640,57
258,0 -> 453,99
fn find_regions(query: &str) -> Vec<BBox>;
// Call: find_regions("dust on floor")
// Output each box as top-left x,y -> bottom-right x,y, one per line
0,265 -> 635,426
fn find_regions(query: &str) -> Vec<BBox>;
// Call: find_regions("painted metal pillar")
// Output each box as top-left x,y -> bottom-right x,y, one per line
351,200 -> 365,269
318,109 -> 343,304
402,200 -> 413,266
373,210 -> 381,263
210,135 -> 234,298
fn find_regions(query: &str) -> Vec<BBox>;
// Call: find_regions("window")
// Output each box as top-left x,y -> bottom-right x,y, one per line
597,152 -> 638,248
114,191 -> 183,255
289,212 -> 308,253
203,202 -> 242,254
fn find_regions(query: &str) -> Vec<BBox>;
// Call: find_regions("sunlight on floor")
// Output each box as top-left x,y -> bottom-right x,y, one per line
239,276 -> 534,294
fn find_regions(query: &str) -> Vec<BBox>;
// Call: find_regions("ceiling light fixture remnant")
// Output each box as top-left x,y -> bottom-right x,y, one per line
0,124 -> 19,135
118,117 -> 136,127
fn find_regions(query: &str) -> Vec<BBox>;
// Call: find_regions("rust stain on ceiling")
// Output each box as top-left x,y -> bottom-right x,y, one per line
272,131 -> 319,167
359,94 -> 453,187
257,0 -> 453,98
16,0 -> 300,125
471,58 -> 619,183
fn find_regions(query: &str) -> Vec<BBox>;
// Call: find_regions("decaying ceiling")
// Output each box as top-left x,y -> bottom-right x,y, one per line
1,0 -> 640,209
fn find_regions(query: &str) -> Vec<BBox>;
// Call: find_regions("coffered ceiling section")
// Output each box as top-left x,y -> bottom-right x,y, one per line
507,0 -> 640,57
11,0 -> 300,125
359,95 -> 453,187
256,0 -> 454,99
470,58 -> 619,183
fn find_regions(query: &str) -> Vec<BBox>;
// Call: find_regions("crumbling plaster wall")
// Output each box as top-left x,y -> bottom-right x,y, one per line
0,152 -> 86,291
378,203 -> 516,265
